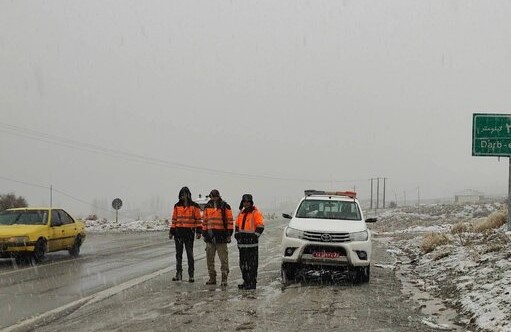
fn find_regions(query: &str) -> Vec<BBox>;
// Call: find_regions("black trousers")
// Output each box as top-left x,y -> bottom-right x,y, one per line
175,237 -> 194,275
239,246 -> 258,286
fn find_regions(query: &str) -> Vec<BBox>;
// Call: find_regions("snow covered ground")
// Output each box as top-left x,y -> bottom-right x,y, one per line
84,217 -> 169,232
374,201 -> 511,332
83,202 -> 510,331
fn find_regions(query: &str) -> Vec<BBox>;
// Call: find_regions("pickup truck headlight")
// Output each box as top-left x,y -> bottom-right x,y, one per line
8,236 -> 30,244
285,227 -> 303,239
349,230 -> 368,242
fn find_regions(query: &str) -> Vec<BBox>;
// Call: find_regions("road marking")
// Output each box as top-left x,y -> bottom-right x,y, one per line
3,266 -> 172,332
0,240 -> 169,278
2,251 -> 208,332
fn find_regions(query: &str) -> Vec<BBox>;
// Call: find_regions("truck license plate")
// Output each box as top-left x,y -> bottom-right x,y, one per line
312,251 -> 339,259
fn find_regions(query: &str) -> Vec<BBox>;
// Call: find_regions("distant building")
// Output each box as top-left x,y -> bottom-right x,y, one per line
454,189 -> 485,204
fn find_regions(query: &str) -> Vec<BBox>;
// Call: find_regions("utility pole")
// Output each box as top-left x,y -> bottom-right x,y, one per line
376,178 -> 380,210
404,191 -> 407,206
50,184 -> 53,209
383,177 -> 386,209
417,187 -> 421,214
370,178 -> 374,209
508,157 -> 511,231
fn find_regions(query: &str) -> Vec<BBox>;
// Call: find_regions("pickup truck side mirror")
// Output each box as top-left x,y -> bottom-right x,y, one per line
282,213 -> 293,219
365,218 -> 377,223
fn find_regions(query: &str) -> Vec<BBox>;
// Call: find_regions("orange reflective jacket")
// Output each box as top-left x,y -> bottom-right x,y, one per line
202,200 -> 234,243
170,203 -> 202,235
235,207 -> 264,233
234,206 -> 264,247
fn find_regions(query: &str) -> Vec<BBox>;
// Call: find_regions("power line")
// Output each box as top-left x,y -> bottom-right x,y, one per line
0,121 -> 368,184
0,175 -> 48,190
0,175 -> 112,214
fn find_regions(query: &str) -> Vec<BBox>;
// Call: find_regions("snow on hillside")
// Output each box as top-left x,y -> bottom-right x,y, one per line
374,202 -> 511,332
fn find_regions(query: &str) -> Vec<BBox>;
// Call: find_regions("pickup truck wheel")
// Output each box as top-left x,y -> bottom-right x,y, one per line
354,266 -> 370,284
69,236 -> 82,257
281,263 -> 296,284
33,239 -> 47,263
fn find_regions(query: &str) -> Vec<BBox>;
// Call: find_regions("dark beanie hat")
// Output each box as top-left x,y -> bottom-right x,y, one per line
209,189 -> 221,198
239,193 -> 254,210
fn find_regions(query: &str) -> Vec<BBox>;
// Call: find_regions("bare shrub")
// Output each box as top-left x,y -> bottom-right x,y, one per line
483,243 -> 505,254
473,210 -> 507,233
433,249 -> 451,261
451,221 -> 473,234
451,221 -> 476,246
420,232 -> 451,254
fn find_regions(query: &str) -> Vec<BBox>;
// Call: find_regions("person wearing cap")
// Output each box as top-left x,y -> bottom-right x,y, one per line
202,189 -> 234,286
234,194 -> 265,290
169,186 -> 202,282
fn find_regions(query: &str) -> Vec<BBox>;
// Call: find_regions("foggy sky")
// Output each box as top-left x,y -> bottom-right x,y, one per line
1,0 -> 511,218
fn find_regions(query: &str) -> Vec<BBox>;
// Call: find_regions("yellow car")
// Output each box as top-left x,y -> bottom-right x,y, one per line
0,207 -> 86,262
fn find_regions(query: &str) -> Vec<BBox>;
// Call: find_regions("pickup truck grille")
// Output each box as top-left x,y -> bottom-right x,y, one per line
302,231 -> 351,243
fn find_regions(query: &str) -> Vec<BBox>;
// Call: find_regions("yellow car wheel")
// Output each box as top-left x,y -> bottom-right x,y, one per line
32,238 -> 47,263
69,235 -> 82,257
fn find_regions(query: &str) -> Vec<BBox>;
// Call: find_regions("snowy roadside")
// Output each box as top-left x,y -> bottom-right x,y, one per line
82,213 -> 280,233
83,218 -> 169,232
373,202 -> 511,332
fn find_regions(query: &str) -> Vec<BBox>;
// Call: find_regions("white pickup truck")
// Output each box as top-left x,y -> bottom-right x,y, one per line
281,190 -> 377,284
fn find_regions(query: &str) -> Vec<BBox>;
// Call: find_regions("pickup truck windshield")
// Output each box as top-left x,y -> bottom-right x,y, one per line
295,199 -> 362,220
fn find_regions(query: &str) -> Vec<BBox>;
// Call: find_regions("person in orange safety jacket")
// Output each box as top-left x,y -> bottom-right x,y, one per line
169,186 -> 202,282
202,189 -> 234,286
234,194 -> 264,290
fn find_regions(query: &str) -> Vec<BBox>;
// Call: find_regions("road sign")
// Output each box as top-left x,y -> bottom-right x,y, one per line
472,113 -> 511,231
472,114 -> 511,156
112,198 -> 123,210
112,198 -> 122,224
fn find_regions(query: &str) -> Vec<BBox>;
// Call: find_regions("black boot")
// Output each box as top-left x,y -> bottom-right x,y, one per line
172,271 -> 182,281
188,272 -> 194,283
221,273 -> 228,287
245,283 -> 256,290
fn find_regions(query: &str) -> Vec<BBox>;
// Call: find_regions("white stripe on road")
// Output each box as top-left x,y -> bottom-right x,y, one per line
3,266 -> 171,332
0,241 -> 168,278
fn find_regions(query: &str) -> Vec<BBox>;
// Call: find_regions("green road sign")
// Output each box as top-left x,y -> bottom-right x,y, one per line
472,113 -> 511,156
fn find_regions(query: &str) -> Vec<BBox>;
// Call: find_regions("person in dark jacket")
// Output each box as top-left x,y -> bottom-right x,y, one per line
235,194 -> 264,290
169,187 -> 202,282
202,189 -> 234,286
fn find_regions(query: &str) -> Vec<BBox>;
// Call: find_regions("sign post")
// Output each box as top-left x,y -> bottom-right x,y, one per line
112,198 -> 123,223
472,113 -> 511,231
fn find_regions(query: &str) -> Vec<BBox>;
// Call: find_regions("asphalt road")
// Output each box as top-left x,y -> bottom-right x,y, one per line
0,220 -> 464,332
0,232 -> 173,330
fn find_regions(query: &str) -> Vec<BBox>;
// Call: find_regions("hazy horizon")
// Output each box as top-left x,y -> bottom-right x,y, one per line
2,1 -> 511,218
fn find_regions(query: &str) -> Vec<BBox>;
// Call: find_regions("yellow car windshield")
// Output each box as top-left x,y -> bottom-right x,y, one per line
0,210 -> 48,225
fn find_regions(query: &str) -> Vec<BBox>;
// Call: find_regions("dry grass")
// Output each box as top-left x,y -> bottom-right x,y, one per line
451,222 -> 474,235
432,249 -> 451,261
473,210 -> 507,233
420,232 -> 451,254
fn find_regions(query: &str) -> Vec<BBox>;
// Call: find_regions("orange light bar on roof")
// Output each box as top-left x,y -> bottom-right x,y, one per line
304,190 -> 357,199
323,191 -> 357,199
336,191 -> 357,199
